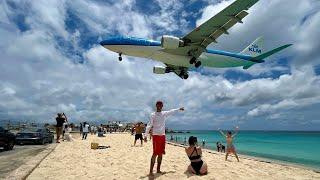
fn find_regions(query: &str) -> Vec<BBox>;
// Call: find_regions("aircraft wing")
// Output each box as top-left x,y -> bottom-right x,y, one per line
177,0 -> 259,58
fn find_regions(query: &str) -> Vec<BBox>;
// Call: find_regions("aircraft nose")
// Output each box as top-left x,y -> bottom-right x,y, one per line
100,39 -> 110,46
100,37 -> 122,53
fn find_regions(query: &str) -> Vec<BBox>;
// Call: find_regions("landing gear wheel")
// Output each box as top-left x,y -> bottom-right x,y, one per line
179,71 -> 189,80
118,53 -> 122,61
195,61 -> 201,68
189,57 -> 196,64
183,73 -> 189,79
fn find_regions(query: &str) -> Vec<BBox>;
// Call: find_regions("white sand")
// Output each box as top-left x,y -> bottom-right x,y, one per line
27,133 -> 320,180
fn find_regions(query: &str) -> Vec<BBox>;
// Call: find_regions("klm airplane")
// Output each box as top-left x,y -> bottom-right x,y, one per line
100,0 -> 292,79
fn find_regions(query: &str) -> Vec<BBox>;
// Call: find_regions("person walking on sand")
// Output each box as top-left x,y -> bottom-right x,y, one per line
133,122 -> 145,146
145,101 -> 184,176
82,122 -> 90,140
185,136 -> 208,175
218,126 -> 240,162
55,113 -> 67,143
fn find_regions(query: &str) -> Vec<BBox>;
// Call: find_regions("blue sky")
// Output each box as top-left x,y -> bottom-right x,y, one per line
0,0 -> 320,130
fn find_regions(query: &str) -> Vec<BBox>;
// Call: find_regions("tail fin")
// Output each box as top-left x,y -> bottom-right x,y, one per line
240,36 -> 292,69
241,36 -> 264,57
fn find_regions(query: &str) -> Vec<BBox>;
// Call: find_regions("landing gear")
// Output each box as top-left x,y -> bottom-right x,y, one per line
189,57 -> 196,64
183,73 -> 189,79
189,57 -> 201,68
195,61 -> 201,68
118,53 -> 122,61
179,71 -> 189,79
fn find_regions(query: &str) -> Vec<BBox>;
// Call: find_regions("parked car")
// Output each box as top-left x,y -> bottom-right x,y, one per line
16,128 -> 54,145
0,126 -> 16,150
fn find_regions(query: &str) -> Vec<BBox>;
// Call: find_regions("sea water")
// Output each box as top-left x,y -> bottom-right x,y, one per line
166,131 -> 320,170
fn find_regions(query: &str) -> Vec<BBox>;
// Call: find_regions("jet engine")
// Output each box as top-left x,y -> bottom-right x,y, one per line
161,35 -> 184,49
153,66 -> 167,74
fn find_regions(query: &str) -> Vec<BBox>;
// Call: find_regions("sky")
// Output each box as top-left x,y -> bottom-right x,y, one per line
0,0 -> 320,130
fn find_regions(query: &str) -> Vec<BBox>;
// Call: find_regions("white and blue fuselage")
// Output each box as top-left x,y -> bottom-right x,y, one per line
100,36 -> 256,68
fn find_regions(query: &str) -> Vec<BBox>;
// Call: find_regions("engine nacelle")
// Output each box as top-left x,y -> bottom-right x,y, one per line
161,35 -> 184,49
153,66 -> 166,74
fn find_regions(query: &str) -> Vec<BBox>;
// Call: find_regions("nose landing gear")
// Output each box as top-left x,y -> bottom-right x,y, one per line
118,53 -> 122,61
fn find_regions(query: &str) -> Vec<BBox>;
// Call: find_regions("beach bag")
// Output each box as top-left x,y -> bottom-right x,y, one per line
91,142 -> 99,149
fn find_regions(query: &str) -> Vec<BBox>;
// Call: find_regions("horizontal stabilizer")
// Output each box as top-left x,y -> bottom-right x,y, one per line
243,64 -> 254,69
251,44 -> 293,61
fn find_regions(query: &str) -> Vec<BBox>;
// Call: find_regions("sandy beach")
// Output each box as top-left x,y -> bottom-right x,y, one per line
27,133 -> 320,180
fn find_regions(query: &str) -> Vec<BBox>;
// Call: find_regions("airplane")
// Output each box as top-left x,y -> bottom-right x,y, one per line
100,0 -> 292,79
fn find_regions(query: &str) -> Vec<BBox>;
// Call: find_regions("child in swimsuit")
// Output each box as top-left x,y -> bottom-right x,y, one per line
185,136 -> 208,175
219,127 -> 240,162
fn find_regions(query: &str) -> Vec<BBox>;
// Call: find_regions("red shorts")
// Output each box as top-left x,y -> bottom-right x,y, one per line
152,135 -> 166,155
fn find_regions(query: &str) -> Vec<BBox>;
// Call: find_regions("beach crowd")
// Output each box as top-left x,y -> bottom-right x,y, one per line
55,101 -> 240,177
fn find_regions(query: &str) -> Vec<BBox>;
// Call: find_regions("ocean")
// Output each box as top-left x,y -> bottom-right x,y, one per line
166,130 -> 320,170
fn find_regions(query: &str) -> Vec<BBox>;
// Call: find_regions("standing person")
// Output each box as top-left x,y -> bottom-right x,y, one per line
218,127 -> 240,162
79,123 -> 83,136
170,135 -> 174,141
55,113 -> 67,143
64,124 -> 73,141
90,126 -> 94,135
220,143 -> 226,153
62,116 -> 68,141
185,136 -> 208,175
216,142 -> 221,152
133,122 -> 145,146
82,122 -> 90,140
145,101 -> 184,176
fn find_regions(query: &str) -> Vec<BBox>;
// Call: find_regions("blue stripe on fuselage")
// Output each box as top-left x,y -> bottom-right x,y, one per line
100,36 -> 161,46
100,36 -> 253,61
206,49 -> 252,61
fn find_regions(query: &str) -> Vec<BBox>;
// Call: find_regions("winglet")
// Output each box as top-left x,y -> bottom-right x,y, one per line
251,44 -> 293,61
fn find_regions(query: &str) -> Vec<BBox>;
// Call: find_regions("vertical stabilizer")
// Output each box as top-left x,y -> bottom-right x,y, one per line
241,36 -> 264,57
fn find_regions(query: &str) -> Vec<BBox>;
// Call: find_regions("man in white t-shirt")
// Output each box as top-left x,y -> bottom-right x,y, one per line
82,122 -> 90,140
145,101 -> 184,176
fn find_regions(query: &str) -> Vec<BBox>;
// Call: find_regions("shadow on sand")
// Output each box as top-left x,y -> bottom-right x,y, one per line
139,171 -> 175,180
184,170 -> 209,178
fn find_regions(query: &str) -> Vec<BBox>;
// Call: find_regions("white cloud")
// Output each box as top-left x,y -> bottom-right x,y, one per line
148,0 -> 185,34
22,0 -> 69,38
67,0 -> 152,38
196,0 -> 232,26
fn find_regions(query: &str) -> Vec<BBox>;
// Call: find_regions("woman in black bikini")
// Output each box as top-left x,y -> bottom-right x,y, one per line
185,136 -> 208,175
